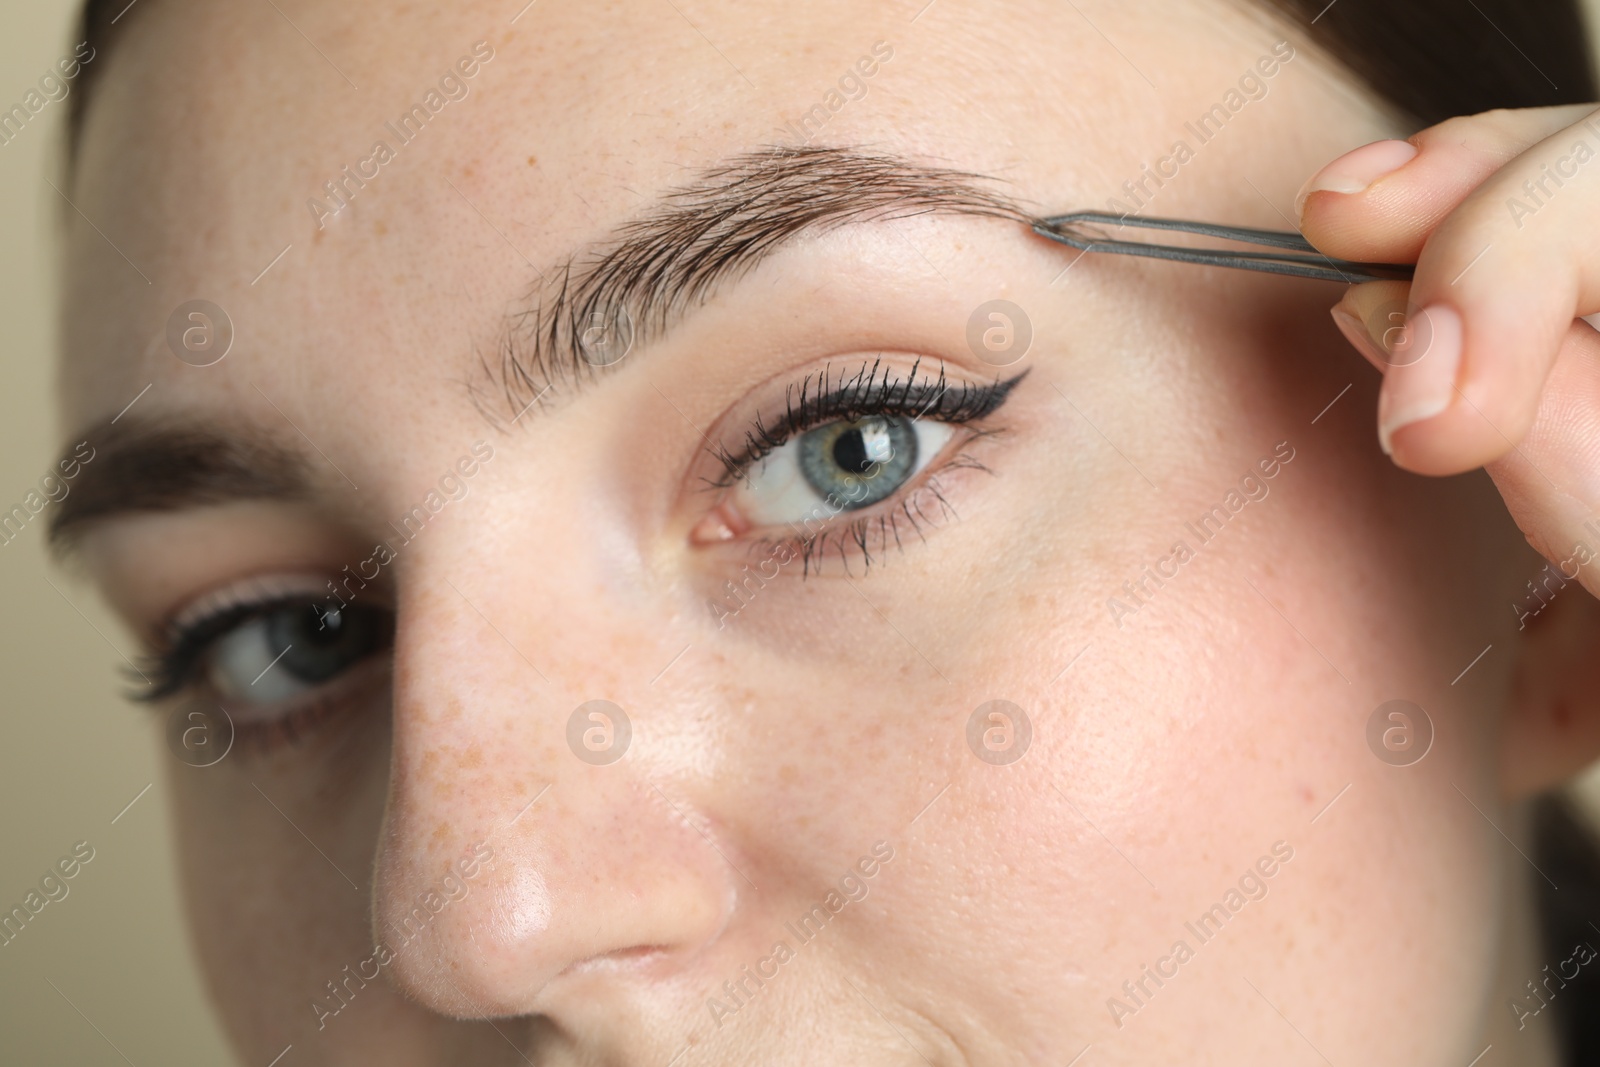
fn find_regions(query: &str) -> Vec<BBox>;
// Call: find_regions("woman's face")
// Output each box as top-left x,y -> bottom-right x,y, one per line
59,0 -> 1548,1063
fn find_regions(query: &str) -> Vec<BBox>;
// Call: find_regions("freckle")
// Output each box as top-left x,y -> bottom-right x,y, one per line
312,228 -> 324,245
461,745 -> 483,769
432,821 -> 450,844
462,166 -> 475,179
374,220 -> 388,236
778,763 -> 799,784
527,155 -> 537,167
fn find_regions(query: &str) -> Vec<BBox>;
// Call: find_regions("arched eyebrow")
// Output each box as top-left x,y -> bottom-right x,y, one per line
48,147 -> 1028,547
477,144 -> 1029,424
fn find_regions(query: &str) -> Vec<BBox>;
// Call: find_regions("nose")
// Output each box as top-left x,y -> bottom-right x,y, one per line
372,575 -> 737,1018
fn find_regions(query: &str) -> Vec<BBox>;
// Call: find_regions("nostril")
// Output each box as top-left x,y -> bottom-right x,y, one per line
557,944 -> 673,978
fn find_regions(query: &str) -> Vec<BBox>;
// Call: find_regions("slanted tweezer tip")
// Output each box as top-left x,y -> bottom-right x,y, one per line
1031,210 -> 1414,285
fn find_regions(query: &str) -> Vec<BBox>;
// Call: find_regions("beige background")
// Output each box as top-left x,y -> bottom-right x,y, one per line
5,2 -> 1600,1065
0,2 -> 237,1063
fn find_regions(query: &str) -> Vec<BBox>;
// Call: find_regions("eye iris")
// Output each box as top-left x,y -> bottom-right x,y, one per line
799,416 -> 918,509
266,604 -> 382,684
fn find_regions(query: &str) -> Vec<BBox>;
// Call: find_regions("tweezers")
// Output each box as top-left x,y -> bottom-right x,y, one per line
1033,211 -> 1414,284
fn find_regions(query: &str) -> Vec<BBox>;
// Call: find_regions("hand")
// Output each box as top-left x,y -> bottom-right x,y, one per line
1299,104 -> 1600,599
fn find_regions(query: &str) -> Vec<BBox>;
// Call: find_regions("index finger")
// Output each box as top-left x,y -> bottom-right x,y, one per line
1297,104 -> 1596,263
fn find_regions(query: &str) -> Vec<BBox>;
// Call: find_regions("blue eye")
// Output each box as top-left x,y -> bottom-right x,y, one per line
731,416 -> 954,526
706,360 -> 1027,536
206,603 -> 391,704
797,415 -> 922,508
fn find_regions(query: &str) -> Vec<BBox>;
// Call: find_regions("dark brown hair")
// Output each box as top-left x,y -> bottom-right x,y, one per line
1261,0 -> 1596,124
61,0 -> 1600,1060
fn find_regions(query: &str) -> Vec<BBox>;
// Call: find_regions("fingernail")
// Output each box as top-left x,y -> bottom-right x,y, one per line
1295,139 -> 1419,219
1330,306 -> 1387,370
1376,303 -> 1462,456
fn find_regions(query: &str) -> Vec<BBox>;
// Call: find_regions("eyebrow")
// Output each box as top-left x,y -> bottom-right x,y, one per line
476,144 -> 1030,423
51,147 -> 1029,544
47,418 -> 312,551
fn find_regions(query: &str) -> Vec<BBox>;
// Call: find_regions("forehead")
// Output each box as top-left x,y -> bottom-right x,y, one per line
59,0 -> 1304,434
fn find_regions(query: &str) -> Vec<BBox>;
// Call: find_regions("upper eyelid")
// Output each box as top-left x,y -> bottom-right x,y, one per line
159,573 -> 332,647
136,597 -> 294,702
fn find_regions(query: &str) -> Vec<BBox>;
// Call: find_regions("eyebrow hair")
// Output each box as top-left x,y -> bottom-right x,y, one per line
47,417 -> 312,551
49,147 -> 1027,544
476,144 -> 1031,424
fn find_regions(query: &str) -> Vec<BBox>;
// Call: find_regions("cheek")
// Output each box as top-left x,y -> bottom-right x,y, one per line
168,710 -> 392,1054
881,283 -> 1520,1049
898,523 -> 1508,1053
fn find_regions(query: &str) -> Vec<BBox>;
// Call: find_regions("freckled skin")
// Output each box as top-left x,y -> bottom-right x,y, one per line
59,1 -> 1594,1065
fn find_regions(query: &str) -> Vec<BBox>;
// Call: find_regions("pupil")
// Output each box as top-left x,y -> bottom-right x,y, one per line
833,429 -> 873,474
266,604 -> 381,685
797,415 -> 914,510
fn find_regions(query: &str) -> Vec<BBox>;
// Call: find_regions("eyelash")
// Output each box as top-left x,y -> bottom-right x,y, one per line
129,595 -> 391,754
709,357 -> 1026,575
135,598 -> 281,703
710,357 -> 1026,487
778,434 -> 1002,577
127,361 -> 1019,723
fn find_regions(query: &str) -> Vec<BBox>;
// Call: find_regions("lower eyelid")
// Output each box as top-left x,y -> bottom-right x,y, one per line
731,419 -> 955,527
163,655 -> 392,761
701,423 -> 1008,578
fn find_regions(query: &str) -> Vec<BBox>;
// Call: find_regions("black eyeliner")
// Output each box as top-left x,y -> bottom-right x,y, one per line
130,594 -> 331,703
710,358 -> 1028,487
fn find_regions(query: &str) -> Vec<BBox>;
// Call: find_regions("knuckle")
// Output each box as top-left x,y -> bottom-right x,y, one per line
1423,109 -> 1537,160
